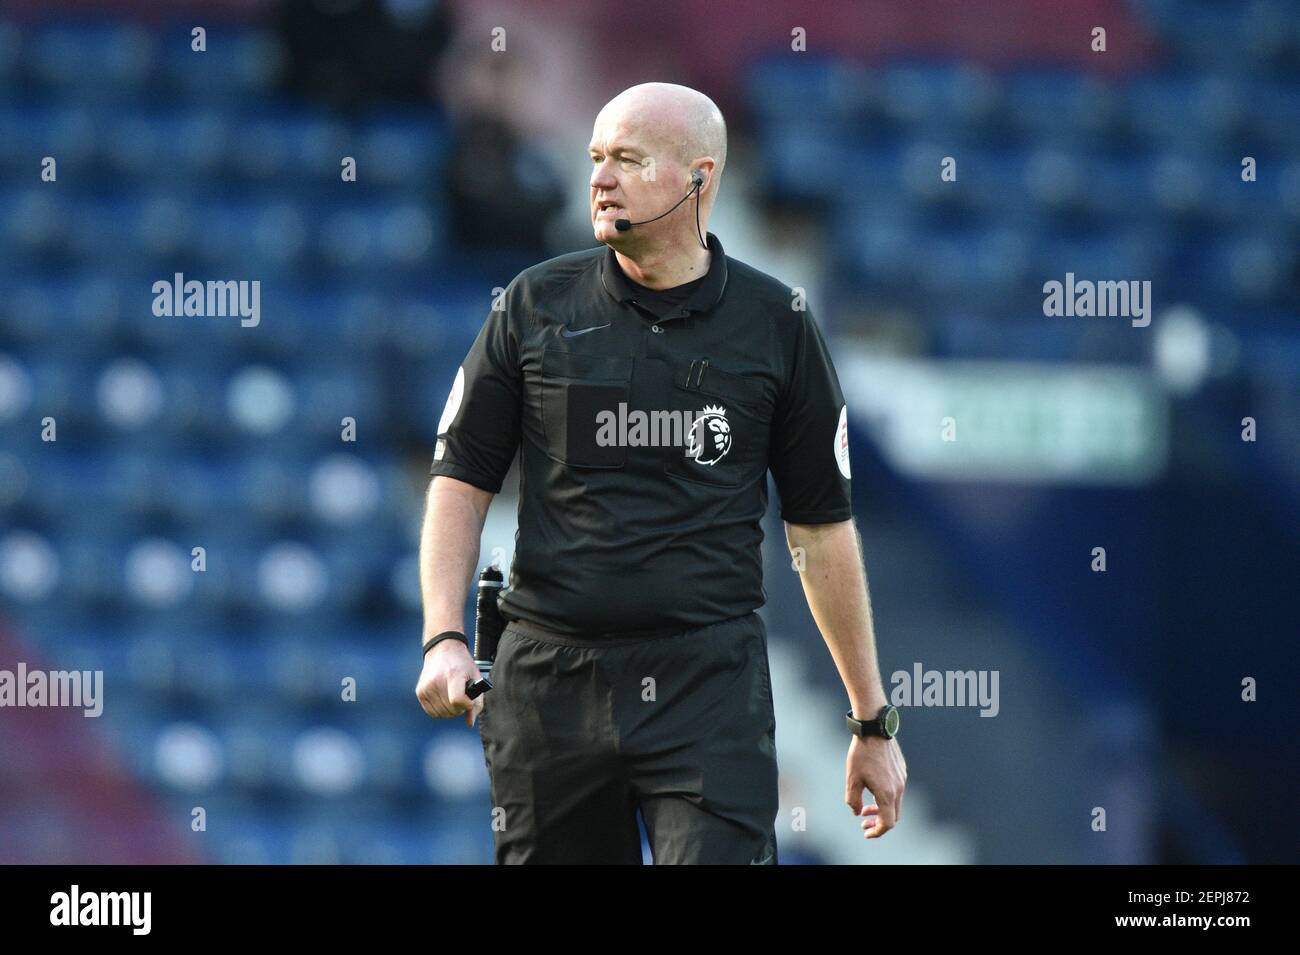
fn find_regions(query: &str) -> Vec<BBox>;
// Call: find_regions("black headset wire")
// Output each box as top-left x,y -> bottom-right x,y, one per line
693,175 -> 707,250
615,171 -> 708,250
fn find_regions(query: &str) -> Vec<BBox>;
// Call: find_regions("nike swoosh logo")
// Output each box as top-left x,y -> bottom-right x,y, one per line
560,323 -> 611,338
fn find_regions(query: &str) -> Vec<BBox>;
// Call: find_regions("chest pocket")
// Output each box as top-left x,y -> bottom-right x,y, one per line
541,347 -> 634,468
667,359 -> 771,489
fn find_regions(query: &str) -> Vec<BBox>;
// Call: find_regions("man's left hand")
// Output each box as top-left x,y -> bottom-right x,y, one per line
845,735 -> 907,839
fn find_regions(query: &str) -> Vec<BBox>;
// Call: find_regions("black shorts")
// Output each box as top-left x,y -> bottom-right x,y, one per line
478,611 -> 780,864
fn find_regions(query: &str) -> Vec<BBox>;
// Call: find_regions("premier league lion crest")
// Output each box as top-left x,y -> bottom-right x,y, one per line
686,404 -> 732,465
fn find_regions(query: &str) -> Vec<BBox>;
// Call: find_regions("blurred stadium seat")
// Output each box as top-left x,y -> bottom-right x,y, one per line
0,1 -> 1294,865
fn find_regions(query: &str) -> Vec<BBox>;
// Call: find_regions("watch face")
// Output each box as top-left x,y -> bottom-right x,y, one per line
883,707 -> 900,737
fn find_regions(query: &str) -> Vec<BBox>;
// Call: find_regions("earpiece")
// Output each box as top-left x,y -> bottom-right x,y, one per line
613,167 -> 710,249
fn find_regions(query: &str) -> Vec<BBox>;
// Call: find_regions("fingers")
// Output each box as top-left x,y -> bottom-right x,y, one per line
860,799 -> 897,838
414,671 -> 464,720
415,680 -> 443,718
464,695 -> 484,728
858,804 -> 879,837
891,741 -> 907,824
848,738 -> 908,839
445,673 -> 472,715
844,773 -> 864,815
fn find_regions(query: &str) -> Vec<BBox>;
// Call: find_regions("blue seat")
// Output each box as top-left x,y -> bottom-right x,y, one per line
838,215 -> 918,290
1005,69 -> 1117,140
158,28 -> 282,100
20,451 -> 103,521
1124,73 -> 1208,151
1033,230 -> 1169,289
1251,79 -> 1300,151
878,60 -> 1002,136
357,109 -> 449,188
746,55 -> 870,128
1084,153 -> 1157,222
754,125 -> 852,204
1,190 -> 75,261
1196,230 -> 1292,305
27,22 -> 157,95
0,103 -> 84,172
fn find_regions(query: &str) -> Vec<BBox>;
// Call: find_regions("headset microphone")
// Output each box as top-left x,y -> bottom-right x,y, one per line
613,169 -> 708,249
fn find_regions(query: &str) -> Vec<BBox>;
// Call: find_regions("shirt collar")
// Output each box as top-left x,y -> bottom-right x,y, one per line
599,232 -> 728,320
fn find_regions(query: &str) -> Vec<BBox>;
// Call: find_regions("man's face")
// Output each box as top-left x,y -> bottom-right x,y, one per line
588,114 -> 683,246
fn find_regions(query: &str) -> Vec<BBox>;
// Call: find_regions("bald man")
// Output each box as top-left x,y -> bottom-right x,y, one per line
419,82 -> 906,864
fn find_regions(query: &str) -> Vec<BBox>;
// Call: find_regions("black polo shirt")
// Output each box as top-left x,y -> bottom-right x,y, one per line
622,270 -> 707,319
430,232 -> 853,637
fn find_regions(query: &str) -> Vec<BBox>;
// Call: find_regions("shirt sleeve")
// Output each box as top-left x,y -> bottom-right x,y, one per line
429,293 -> 523,494
769,307 -> 854,524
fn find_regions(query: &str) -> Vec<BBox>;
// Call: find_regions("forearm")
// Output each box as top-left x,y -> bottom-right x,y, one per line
785,519 -> 888,717
419,476 -> 494,641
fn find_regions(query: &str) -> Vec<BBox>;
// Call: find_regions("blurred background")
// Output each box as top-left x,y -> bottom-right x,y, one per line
0,0 -> 1296,864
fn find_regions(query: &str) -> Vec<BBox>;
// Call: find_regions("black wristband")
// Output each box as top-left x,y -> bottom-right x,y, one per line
423,630 -> 469,657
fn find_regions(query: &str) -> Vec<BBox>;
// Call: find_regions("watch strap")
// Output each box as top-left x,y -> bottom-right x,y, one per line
846,705 -> 896,738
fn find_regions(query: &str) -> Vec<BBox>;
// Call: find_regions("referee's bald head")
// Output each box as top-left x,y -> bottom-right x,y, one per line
589,83 -> 727,245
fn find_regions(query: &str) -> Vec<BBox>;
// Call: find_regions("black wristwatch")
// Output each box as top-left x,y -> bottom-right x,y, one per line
846,704 -> 900,739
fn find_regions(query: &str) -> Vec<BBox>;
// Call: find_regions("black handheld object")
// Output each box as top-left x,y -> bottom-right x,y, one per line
464,565 -> 505,700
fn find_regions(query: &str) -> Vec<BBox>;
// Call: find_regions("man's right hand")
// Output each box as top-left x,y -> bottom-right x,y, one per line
415,639 -> 484,727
